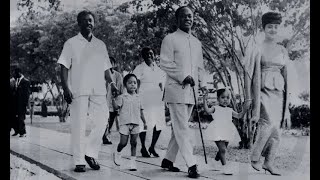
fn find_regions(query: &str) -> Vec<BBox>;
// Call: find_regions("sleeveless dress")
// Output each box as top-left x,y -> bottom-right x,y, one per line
205,106 -> 240,142
250,46 -> 288,163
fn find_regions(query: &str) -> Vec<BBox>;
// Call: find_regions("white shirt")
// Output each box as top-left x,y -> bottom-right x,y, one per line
57,33 -> 112,97
115,92 -> 143,126
16,75 -> 24,88
133,62 -> 166,85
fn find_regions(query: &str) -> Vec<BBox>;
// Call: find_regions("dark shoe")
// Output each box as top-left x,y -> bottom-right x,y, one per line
74,165 -> 86,172
262,164 -> 281,176
161,158 -> 180,172
12,133 -> 19,136
148,147 -> 159,157
19,134 -> 26,137
85,155 -> 100,170
141,148 -> 150,157
188,164 -> 200,178
214,153 -> 220,161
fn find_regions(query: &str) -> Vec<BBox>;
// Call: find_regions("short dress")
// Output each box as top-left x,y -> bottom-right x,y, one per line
205,106 -> 240,142
133,62 -> 167,132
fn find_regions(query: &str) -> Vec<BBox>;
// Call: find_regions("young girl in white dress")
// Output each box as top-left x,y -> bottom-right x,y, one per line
203,88 -> 250,175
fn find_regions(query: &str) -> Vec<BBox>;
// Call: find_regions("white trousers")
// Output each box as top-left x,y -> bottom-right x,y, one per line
164,103 -> 196,167
70,95 -> 109,165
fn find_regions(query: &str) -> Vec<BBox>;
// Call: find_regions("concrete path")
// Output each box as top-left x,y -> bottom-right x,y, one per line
10,125 -> 309,180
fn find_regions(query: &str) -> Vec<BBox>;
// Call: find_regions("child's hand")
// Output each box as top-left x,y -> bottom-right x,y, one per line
203,93 -> 208,103
250,115 -> 259,124
143,123 -> 147,130
112,91 -> 119,98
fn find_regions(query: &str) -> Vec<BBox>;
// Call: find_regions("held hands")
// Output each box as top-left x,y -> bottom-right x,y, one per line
182,75 -> 195,87
250,115 -> 259,124
143,123 -> 147,130
63,88 -> 73,104
110,82 -> 119,97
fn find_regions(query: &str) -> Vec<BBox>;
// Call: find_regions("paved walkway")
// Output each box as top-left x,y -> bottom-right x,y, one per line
10,125 -> 309,180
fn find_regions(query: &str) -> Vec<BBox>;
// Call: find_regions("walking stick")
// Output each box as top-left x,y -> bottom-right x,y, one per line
192,87 -> 208,164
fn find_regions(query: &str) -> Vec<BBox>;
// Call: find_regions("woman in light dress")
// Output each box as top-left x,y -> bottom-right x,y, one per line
133,47 -> 166,157
244,12 -> 291,176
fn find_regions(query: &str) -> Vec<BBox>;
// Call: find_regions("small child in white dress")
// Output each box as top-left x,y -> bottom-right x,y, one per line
203,88 -> 250,175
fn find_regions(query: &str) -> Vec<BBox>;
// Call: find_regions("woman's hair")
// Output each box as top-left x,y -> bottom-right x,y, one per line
123,73 -> 138,86
77,10 -> 95,24
216,88 -> 230,98
141,47 -> 154,59
261,12 -> 282,29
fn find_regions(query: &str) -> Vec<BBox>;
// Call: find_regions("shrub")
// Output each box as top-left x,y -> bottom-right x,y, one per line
290,104 -> 310,128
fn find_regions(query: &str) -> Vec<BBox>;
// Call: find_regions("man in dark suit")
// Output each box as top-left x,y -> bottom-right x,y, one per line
12,67 -> 30,137
10,77 -> 17,134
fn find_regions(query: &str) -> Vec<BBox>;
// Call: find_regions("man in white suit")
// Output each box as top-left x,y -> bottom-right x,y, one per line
159,6 -> 207,179
58,10 -> 118,173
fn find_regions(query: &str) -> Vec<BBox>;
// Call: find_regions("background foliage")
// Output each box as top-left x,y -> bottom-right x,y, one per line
11,0 -> 310,144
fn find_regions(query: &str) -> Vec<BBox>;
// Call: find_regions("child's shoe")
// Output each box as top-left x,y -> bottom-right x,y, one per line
113,151 -> 122,166
222,164 -> 233,175
129,156 -> 137,171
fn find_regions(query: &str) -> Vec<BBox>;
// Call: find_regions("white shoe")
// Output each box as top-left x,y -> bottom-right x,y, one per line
223,164 -> 233,175
129,157 -> 137,171
113,152 -> 121,166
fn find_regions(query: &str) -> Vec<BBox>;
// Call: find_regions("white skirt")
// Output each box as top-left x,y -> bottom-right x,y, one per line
204,121 -> 241,143
139,83 -> 166,132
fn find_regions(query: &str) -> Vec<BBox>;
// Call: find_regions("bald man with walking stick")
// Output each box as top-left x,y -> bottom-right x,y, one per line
159,6 -> 207,179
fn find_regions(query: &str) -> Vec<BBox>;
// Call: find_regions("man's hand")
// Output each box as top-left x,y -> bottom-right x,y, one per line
63,88 -> 73,104
182,75 -> 195,87
143,123 -> 147,130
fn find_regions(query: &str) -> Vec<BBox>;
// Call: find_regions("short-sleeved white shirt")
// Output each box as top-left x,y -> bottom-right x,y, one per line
57,33 -> 112,97
133,62 -> 166,85
115,92 -> 143,126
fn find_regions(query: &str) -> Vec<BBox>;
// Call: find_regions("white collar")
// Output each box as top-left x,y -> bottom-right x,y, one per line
177,28 -> 192,37
123,92 -> 137,96
77,32 -> 96,42
143,61 -> 155,68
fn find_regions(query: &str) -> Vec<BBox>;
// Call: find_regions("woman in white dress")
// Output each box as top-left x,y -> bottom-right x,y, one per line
133,47 -> 166,157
